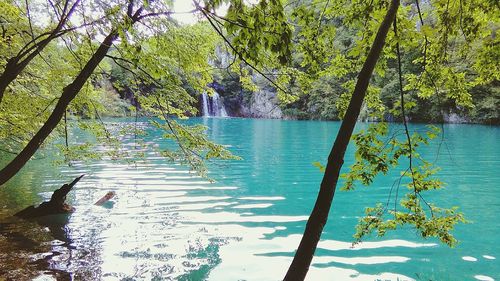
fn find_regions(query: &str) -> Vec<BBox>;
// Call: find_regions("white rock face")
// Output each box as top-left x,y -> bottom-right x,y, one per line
443,111 -> 469,123
241,89 -> 283,119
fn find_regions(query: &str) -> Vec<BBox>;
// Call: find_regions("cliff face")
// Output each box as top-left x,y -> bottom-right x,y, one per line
206,47 -> 285,119
238,89 -> 283,119
442,111 -> 470,124
212,88 -> 282,119
205,67 -> 283,118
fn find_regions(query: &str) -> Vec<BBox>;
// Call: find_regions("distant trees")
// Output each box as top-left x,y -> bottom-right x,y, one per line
260,0 -> 499,124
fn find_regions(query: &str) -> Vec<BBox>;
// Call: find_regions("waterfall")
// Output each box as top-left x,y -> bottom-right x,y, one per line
201,91 -> 228,117
201,92 -> 209,116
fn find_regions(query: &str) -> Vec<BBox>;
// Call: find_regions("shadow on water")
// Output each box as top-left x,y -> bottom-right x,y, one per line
0,215 -> 73,280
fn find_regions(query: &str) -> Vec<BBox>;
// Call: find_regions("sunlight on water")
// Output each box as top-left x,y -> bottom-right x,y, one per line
1,118 -> 499,280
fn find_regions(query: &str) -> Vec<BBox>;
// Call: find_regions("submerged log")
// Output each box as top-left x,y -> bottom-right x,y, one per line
15,175 -> 84,219
94,191 -> 115,206
94,191 -> 115,209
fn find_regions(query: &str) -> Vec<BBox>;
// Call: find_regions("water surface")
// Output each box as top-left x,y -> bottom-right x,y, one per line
0,118 -> 498,281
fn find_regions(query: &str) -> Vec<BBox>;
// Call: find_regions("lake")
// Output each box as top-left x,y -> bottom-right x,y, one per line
0,118 -> 498,281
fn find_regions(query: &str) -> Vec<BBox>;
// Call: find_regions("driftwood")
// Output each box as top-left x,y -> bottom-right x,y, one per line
94,191 -> 115,206
15,175 -> 84,219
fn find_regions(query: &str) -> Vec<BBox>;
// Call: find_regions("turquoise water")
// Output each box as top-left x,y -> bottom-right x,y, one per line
0,118 -> 498,281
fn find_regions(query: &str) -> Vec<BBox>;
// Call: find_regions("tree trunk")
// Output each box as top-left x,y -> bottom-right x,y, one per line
0,64 -> 15,104
0,31 -> 118,186
0,35 -> 59,104
283,0 -> 400,280
0,0 -> 80,104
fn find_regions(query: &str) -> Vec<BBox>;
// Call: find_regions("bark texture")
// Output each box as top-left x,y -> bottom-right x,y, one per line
283,1 -> 400,280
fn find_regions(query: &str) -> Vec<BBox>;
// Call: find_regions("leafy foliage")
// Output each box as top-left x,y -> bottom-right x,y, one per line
0,1 -> 242,176
340,123 -> 466,246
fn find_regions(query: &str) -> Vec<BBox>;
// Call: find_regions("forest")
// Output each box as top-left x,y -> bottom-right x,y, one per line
0,0 -> 499,280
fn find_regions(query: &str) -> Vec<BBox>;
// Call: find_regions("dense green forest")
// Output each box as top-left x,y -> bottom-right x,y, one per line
104,0 -> 500,124
0,0 -> 499,280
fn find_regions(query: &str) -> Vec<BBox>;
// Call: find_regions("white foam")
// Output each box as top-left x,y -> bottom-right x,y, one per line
207,229 -> 415,281
181,211 -> 308,223
238,196 -> 285,200
232,203 -> 273,209
462,256 -> 478,262
314,255 -> 410,265
141,185 -> 238,191
319,239 -> 437,251
474,275 -> 494,281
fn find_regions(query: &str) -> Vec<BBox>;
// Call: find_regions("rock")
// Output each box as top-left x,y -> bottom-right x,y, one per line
443,111 -> 470,123
241,88 -> 283,119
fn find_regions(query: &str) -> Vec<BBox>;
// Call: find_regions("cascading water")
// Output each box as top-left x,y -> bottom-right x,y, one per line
201,92 -> 210,116
201,91 -> 228,117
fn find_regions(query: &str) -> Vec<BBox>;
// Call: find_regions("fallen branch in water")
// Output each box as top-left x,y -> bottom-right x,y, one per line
15,175 -> 84,219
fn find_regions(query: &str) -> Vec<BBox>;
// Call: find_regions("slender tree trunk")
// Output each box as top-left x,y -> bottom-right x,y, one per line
283,1 -> 400,280
0,34 -> 60,104
0,56 -> 36,103
0,0 -> 81,104
0,31 -> 118,186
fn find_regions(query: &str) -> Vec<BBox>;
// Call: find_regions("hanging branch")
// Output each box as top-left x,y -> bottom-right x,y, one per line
394,17 -> 434,217
24,0 -> 35,41
89,100 -> 112,141
15,0 -> 80,60
393,18 -> 416,198
63,109 -> 72,166
195,3 -> 291,96
155,96 -> 199,169
315,0 -> 331,39
414,0 -> 451,165
415,0 -> 429,74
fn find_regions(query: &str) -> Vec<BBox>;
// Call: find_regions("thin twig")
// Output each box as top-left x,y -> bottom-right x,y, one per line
394,17 -> 433,217
197,4 -> 290,96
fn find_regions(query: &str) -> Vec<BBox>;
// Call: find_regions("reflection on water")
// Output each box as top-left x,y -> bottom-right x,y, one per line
1,118 -> 499,280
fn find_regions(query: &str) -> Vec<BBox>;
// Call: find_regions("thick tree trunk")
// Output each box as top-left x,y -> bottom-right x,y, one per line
0,31 -> 118,186
0,57 -> 35,103
0,70 -> 13,104
283,1 -> 400,280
